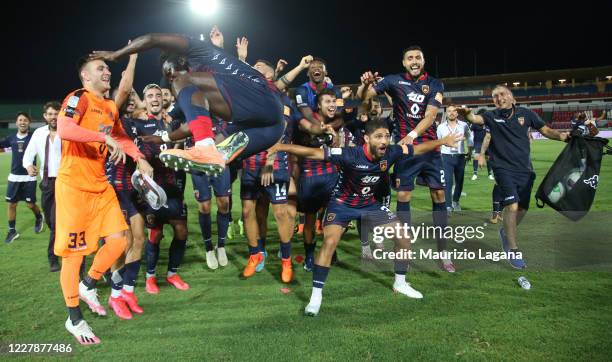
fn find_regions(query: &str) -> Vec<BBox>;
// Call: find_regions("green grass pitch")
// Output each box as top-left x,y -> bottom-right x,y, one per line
0,140 -> 611,360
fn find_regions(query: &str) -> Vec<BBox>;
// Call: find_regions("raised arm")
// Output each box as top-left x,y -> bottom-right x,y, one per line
357,71 -> 379,102
275,56 -> 313,91
114,49 -> 138,110
90,34 -> 190,62
456,106 -> 485,125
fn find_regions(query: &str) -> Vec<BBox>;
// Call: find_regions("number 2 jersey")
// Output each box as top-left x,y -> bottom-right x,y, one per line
323,144 -> 414,208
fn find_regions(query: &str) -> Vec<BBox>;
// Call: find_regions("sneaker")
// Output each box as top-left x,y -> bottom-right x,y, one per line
304,301 -> 321,317
108,296 -> 132,320
131,170 -> 168,210
49,257 -> 60,272
78,282 -> 107,316
441,259 -> 456,273
159,144 -> 225,176
452,201 -> 461,211
145,276 -> 160,294
255,250 -> 267,273
216,132 -> 249,163
471,174 -> 478,181
392,281 -> 423,299
121,290 -> 143,314
34,216 -> 44,233
206,250 -> 219,270
4,229 -> 19,244
226,223 -> 234,240
65,317 -> 101,345
508,249 -> 526,269
238,219 -> 244,236
281,258 -> 293,283
217,247 -> 228,267
490,212 -> 499,224
243,253 -> 263,278
303,254 -> 314,272
488,174 -> 495,181
499,228 -> 509,253
447,206 -> 453,218
166,274 -> 190,290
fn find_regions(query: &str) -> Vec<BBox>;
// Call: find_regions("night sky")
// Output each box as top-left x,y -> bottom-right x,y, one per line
3,0 -> 610,102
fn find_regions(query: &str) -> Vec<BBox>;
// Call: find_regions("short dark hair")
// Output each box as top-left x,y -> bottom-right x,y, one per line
43,101 -> 61,113
76,55 -> 91,81
16,112 -> 31,121
402,45 -> 423,58
316,88 -> 337,105
160,52 -> 188,73
311,57 -> 327,66
365,118 -> 389,135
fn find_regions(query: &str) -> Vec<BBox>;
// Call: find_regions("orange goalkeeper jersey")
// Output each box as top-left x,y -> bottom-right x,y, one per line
57,88 -> 124,193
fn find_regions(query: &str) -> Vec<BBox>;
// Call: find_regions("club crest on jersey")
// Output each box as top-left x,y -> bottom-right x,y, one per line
421,85 -> 430,95
326,213 -> 336,222
379,160 -> 388,172
518,117 -> 525,126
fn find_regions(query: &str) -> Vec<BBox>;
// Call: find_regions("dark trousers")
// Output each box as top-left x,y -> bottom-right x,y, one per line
40,178 -> 56,261
441,154 -> 466,208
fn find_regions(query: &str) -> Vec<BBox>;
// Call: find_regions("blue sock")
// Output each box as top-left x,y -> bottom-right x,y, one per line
217,211 -> 230,248
8,220 -> 15,230
432,202 -> 448,251
312,264 -> 330,289
145,241 -> 160,275
280,242 -> 291,259
397,201 -> 411,226
394,260 -> 409,275
123,260 -> 141,287
248,244 -> 260,255
168,239 -> 187,273
473,160 -> 478,174
257,238 -> 266,252
299,214 -> 305,224
199,212 -> 213,251
304,242 -> 315,258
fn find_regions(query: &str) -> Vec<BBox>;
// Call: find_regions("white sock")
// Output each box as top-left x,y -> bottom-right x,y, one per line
123,285 -> 134,293
111,288 -> 122,298
310,287 -> 323,305
362,245 -> 371,253
442,258 -> 453,266
167,271 -> 176,277
394,273 -> 406,285
146,272 -> 155,279
195,138 -> 215,147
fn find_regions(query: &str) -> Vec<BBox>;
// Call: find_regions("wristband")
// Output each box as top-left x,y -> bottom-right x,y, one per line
408,131 -> 418,139
161,131 -> 171,143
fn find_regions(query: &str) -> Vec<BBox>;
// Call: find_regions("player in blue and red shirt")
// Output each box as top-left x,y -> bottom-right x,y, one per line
131,85 -> 190,295
240,60 -> 304,283
271,119 -> 462,316
294,89 -> 355,271
1,112 -> 44,244
191,114 -> 232,271
359,45 -> 455,272
294,57 -> 343,122
93,26 -> 285,175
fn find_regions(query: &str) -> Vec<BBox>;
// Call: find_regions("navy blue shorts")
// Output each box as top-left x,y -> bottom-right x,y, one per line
393,151 -> 445,191
191,168 -> 231,202
144,185 -> 187,228
6,181 -> 36,203
240,168 -> 289,204
115,189 -> 144,225
493,168 -> 536,210
212,73 -> 283,126
297,174 -> 338,213
324,200 -> 398,228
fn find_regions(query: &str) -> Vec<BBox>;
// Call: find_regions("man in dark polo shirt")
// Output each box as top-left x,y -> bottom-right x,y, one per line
458,85 -> 569,269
